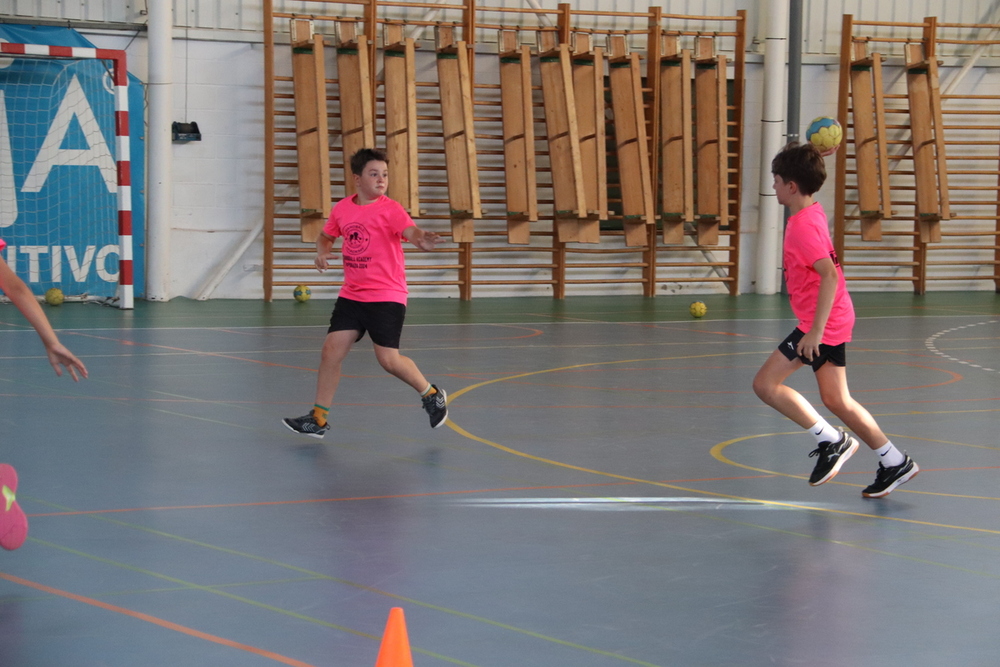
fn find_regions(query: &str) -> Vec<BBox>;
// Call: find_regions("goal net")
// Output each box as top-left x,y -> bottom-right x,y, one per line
0,42 -> 134,308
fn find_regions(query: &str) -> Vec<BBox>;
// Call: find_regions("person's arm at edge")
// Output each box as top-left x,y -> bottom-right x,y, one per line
315,232 -> 337,272
0,258 -> 87,381
402,225 -> 441,251
797,256 -> 839,361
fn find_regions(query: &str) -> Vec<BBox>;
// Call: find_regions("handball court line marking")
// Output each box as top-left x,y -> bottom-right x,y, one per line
25,475 -> 782,518
20,514 -> 666,667
444,354 -> 1000,536
19,538 -> 482,667
0,571 -> 319,667
925,320 -> 1000,373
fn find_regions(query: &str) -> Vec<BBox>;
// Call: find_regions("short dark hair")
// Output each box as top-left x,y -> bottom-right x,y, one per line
350,148 -> 388,176
770,142 -> 826,196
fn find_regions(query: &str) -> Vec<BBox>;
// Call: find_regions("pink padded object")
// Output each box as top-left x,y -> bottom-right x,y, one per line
0,464 -> 28,551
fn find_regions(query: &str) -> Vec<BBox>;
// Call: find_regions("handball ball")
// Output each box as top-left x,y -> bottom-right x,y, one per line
689,301 -> 707,318
805,116 -> 842,151
44,288 -> 64,306
292,284 -> 311,302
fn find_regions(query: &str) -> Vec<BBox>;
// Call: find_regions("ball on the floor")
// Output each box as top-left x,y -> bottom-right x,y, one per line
293,284 -> 311,302
44,288 -> 64,306
689,301 -> 707,318
805,116 -> 842,152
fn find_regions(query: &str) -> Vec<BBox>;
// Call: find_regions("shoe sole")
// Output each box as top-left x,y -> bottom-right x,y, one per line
0,464 -> 28,551
809,437 -> 860,486
430,388 -> 448,429
282,419 -> 327,439
862,463 -> 920,499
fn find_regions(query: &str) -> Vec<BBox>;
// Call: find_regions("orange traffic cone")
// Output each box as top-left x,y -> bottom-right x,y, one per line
374,607 -> 414,667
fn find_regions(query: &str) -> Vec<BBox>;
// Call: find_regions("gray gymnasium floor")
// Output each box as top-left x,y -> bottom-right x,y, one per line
0,292 -> 996,667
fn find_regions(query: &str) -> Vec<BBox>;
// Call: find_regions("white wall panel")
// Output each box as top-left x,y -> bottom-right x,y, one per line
5,1 -> 1000,45
3,0 -> 141,24
802,0 -> 1000,56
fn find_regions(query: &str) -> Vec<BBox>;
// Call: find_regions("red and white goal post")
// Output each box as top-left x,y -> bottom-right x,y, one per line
0,42 -> 134,309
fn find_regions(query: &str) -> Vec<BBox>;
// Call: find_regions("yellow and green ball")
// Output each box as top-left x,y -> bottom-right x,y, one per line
689,301 -> 707,318
805,116 -> 842,152
44,288 -> 64,306
293,284 -> 311,302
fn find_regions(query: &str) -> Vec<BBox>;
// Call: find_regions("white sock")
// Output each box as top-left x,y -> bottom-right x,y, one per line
807,418 -> 841,445
874,441 -> 905,467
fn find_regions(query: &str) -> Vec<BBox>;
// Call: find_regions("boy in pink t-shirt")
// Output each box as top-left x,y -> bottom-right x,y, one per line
0,238 -> 88,549
752,143 -> 918,498
283,149 -> 448,438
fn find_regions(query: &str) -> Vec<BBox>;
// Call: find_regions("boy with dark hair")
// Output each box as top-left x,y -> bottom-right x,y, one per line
752,142 -> 918,498
0,243 -> 88,549
283,148 -> 448,438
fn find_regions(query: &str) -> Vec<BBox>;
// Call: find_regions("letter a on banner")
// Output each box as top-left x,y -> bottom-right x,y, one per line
22,75 -> 116,194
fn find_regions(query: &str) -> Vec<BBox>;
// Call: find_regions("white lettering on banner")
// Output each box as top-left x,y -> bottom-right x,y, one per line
0,91 -> 15,227
21,75 -> 116,194
64,245 -> 96,281
2,245 -> 117,283
96,244 -> 119,282
51,244 -> 61,282
20,246 -> 48,283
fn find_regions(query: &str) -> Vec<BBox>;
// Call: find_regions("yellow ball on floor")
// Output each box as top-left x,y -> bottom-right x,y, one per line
44,288 -> 64,306
689,301 -> 707,318
293,284 -> 311,302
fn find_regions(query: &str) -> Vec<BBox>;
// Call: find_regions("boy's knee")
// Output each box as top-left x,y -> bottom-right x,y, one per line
821,395 -> 848,415
375,349 -> 401,372
752,375 -> 773,402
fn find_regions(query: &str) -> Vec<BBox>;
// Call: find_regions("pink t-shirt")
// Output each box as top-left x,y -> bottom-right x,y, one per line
322,195 -> 415,304
783,202 -> 855,345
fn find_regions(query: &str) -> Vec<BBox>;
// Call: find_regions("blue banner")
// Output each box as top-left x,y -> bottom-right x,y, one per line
0,25 -> 145,298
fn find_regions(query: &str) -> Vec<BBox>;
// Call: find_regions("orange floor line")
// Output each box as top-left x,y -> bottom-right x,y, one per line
0,572 -> 318,667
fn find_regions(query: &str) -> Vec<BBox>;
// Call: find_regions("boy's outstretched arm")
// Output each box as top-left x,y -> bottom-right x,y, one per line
403,225 -> 441,251
0,258 -> 88,381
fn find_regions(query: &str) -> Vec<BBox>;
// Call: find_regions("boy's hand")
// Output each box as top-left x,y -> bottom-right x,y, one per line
315,252 -> 337,272
47,343 -> 87,382
819,144 -> 840,158
796,330 -> 822,362
405,227 -> 441,251
413,231 -> 441,251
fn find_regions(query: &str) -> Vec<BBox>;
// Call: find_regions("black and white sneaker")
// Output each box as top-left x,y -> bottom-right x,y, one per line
421,385 -> 448,428
862,454 -> 919,498
282,413 -> 330,439
807,430 -> 859,486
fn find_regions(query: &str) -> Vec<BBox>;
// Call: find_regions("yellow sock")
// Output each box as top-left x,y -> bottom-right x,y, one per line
312,404 -> 329,427
420,385 -> 436,397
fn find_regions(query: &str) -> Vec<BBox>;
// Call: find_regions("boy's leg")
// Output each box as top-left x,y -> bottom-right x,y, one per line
752,350 -> 820,427
373,344 -> 448,428
315,329 -> 360,406
753,350 -> 858,485
372,344 -> 429,391
815,364 -> 919,497
813,363 -> 887,450
283,329 -> 358,438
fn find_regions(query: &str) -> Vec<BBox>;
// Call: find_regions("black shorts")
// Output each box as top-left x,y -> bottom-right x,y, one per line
778,327 -> 846,372
328,297 -> 406,349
